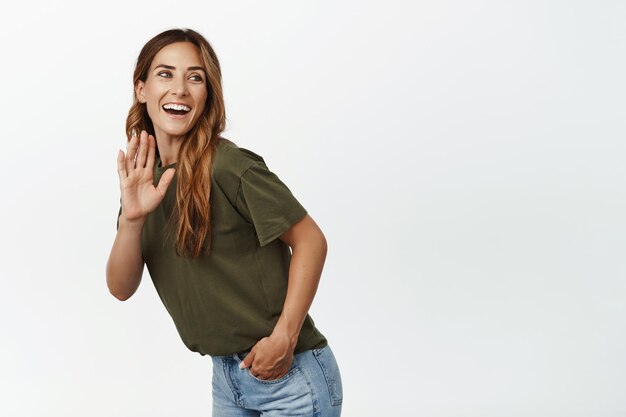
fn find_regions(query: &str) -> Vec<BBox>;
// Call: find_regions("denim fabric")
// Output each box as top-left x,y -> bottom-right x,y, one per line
210,344 -> 343,417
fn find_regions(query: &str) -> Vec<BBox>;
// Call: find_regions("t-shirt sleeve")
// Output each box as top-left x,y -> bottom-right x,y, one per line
236,161 -> 308,247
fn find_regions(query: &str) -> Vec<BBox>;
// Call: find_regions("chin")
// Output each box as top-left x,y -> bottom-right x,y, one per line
160,120 -> 193,134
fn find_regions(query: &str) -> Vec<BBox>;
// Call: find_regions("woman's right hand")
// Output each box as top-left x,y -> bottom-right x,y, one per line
116,130 -> 176,223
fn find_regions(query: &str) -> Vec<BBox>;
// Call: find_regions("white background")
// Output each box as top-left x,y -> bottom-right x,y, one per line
1,1 -> 625,416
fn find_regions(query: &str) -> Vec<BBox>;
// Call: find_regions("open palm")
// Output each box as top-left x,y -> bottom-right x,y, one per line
116,130 -> 175,222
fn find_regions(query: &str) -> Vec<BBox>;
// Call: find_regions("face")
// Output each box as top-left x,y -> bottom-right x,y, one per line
135,42 -> 208,141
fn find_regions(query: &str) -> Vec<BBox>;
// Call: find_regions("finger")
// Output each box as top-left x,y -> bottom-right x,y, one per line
125,131 -> 139,173
259,369 -> 284,381
117,149 -> 127,181
155,168 -> 176,197
131,130 -> 145,168
267,372 -> 281,381
136,131 -> 147,168
145,134 -> 156,171
251,367 -> 266,379
240,350 -> 256,369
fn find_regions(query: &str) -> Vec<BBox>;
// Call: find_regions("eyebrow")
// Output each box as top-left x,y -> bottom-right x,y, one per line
154,64 -> 206,73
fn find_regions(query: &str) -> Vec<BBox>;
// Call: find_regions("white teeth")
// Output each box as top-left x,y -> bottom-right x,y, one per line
163,103 -> 191,111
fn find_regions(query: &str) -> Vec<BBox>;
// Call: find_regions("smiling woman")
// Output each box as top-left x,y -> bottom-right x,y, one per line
106,27 -> 342,417
134,41 -> 209,165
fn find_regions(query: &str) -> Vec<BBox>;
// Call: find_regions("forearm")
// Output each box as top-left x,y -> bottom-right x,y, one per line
271,237 -> 328,349
106,215 -> 145,300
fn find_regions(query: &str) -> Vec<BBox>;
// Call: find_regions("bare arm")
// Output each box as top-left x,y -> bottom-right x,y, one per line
105,130 -> 175,301
238,214 -> 327,380
272,214 -> 328,348
106,215 -> 145,301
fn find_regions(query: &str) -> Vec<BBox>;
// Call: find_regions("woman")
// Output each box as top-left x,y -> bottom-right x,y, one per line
105,28 -> 343,416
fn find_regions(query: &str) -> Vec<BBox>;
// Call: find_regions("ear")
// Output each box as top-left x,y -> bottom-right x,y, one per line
135,80 -> 146,104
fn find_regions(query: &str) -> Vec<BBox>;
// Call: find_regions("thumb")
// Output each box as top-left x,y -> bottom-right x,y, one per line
239,351 -> 254,369
156,168 -> 176,195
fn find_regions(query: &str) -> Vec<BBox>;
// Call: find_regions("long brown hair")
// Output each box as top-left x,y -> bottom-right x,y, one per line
125,28 -> 227,258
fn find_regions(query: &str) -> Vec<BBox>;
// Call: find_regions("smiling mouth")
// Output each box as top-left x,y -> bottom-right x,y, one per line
162,106 -> 191,116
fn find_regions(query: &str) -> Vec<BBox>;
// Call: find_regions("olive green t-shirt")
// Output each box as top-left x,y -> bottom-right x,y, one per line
116,138 -> 328,356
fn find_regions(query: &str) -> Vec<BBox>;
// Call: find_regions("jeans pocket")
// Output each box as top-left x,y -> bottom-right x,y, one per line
245,361 -> 300,384
313,345 -> 343,406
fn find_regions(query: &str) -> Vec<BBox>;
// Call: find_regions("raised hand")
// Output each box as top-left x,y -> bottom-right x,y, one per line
116,130 -> 176,223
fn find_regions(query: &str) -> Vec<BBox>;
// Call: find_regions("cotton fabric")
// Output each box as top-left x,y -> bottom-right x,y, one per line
116,138 -> 328,356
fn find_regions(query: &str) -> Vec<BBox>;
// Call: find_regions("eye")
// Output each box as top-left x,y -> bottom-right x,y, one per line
158,71 -> 203,82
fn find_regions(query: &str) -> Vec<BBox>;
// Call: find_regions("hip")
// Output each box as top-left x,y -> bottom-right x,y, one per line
211,344 -> 343,417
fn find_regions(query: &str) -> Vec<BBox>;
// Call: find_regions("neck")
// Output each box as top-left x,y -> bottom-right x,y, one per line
155,134 -> 181,166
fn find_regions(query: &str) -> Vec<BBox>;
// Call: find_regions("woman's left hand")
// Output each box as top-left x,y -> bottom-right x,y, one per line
239,332 -> 294,380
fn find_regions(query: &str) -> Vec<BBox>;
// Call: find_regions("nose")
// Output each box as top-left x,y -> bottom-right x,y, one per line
171,77 -> 188,96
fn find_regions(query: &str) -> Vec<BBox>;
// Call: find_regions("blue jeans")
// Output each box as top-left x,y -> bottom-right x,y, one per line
210,344 -> 343,417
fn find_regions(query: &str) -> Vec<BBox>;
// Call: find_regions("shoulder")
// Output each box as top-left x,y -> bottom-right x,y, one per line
212,137 -> 266,186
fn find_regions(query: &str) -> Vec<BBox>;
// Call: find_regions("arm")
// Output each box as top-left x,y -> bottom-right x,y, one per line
239,213 -> 327,379
272,213 -> 328,350
105,214 -> 145,301
106,131 -> 173,301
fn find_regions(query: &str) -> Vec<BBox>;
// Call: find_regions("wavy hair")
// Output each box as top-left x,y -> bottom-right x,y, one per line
125,28 -> 226,258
